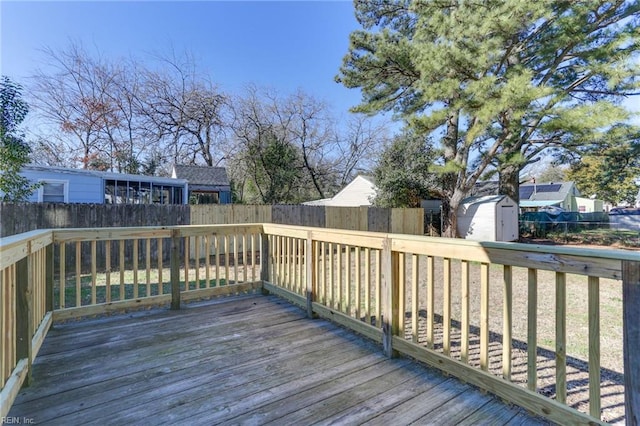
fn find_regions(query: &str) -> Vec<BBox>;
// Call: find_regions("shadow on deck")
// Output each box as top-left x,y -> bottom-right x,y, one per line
9,294 -> 550,425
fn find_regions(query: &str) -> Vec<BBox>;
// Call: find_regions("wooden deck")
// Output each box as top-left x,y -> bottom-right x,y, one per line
9,294 -> 549,425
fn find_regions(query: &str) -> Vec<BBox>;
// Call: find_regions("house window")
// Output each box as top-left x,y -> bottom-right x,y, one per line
104,179 -> 185,204
39,180 -> 68,203
190,191 -> 219,204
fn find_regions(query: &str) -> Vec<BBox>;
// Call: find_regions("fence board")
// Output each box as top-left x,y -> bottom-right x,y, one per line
326,207 -> 366,231
368,207 -> 391,233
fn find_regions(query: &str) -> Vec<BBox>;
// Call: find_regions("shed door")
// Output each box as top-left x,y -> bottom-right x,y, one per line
498,205 -> 518,241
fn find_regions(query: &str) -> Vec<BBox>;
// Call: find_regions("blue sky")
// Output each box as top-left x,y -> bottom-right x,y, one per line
1,1 -> 637,136
1,1 -> 364,119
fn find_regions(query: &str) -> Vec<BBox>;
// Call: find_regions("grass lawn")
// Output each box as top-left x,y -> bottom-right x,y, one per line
54,266 -> 235,308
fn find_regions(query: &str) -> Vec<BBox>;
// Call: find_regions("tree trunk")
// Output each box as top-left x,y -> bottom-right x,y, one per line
441,189 -> 465,238
440,107 -> 461,238
499,164 -> 520,203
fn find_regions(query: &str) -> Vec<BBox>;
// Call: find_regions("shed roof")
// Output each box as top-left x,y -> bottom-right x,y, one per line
461,195 -> 513,206
172,165 -> 229,187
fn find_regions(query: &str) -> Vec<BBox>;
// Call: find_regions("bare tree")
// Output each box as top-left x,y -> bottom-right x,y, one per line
334,113 -> 388,186
137,53 -> 230,168
30,44 -> 117,169
99,60 -> 149,173
29,45 -> 232,174
27,43 -> 386,194
229,85 -> 388,203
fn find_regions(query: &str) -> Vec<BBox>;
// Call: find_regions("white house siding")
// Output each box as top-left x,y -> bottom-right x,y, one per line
575,197 -> 603,213
21,168 -> 103,203
328,175 -> 377,207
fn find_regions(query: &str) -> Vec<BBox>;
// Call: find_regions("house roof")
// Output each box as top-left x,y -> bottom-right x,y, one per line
172,165 -> 229,187
519,181 -> 579,201
22,164 -> 187,185
303,198 -> 332,206
470,181 -> 500,197
471,180 -> 579,202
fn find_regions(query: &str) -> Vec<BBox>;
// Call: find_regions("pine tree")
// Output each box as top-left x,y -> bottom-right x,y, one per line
338,0 -> 639,237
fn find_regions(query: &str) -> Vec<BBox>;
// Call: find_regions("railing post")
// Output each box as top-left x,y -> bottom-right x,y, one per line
16,254 -> 33,386
382,237 -> 399,358
260,232 -> 270,294
170,229 -> 181,310
45,243 -> 54,312
305,231 -> 316,319
623,260 -> 640,426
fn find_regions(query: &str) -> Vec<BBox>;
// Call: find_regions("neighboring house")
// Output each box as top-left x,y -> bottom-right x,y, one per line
519,181 -> 581,211
11,165 -> 188,204
303,175 -> 377,207
472,180 -> 593,212
172,165 -> 231,204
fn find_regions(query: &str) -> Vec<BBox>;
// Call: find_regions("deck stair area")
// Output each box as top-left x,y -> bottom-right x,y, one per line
1,223 -> 639,424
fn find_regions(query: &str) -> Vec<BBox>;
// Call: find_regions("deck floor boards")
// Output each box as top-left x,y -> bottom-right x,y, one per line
10,294 -> 549,425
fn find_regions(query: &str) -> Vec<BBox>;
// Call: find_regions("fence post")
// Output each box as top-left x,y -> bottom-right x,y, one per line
170,229 -> 181,310
16,253 -> 33,386
45,243 -> 54,312
260,231 -> 270,294
382,237 -> 399,358
305,231 -> 316,319
623,260 -> 640,426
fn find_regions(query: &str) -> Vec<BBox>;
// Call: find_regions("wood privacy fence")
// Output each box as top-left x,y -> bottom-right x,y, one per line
0,204 -> 191,237
0,203 -> 424,237
191,204 -> 424,234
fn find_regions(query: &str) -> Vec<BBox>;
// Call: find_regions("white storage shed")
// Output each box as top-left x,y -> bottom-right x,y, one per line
457,195 -> 519,242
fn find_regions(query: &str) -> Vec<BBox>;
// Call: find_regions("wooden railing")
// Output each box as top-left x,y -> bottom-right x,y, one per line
1,223 -> 639,424
0,224 -> 266,416
261,223 -> 640,425
1,230 -> 53,416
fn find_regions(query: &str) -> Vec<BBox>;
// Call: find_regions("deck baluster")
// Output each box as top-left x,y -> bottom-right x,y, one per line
622,260 -> 640,424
